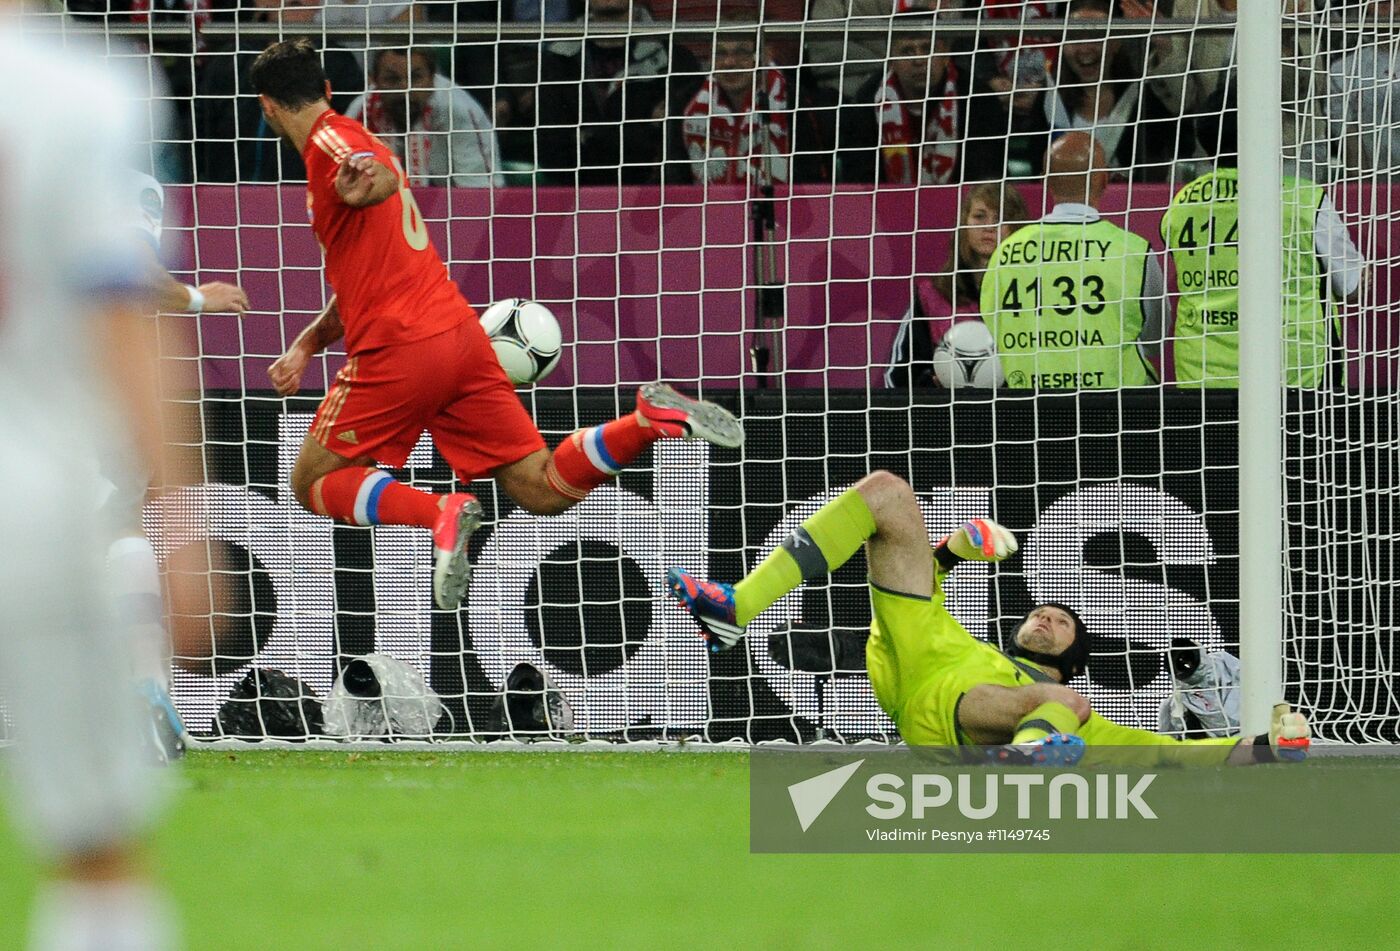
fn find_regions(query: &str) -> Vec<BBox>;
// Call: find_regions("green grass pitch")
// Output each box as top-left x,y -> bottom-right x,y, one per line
0,750 -> 1393,950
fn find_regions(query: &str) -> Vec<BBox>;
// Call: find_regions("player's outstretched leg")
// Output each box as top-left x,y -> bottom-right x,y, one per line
989,699 -> 1090,765
670,482 -> 881,653
1010,699 -> 1087,745
542,383 -> 742,503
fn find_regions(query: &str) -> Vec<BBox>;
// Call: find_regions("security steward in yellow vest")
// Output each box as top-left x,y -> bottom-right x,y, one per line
982,131 -> 1165,390
1162,102 -> 1365,388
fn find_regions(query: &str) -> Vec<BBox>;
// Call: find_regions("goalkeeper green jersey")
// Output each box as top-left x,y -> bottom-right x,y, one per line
981,205 -> 1159,389
1162,169 -> 1334,388
864,568 -> 1236,764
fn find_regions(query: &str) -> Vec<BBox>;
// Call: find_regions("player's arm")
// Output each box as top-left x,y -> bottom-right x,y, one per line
930,516 -> 1019,620
335,151 -> 398,208
1079,704 -> 1310,766
919,518 -> 1021,655
1081,714 -> 1227,750
1136,253 -> 1166,376
269,296 -> 344,396
137,242 -> 249,315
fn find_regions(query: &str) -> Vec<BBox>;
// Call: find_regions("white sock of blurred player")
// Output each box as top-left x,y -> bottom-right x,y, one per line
29,879 -> 177,951
107,535 -> 170,690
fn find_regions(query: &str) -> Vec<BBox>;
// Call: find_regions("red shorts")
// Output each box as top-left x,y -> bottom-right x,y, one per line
310,320 -> 546,481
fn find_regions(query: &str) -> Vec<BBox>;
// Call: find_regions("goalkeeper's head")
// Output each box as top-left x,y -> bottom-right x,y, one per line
1009,603 -> 1091,682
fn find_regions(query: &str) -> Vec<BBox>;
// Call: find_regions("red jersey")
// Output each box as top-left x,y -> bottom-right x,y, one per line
302,110 -> 472,353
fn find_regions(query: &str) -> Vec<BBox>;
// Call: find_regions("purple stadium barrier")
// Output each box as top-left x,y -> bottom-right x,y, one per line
169,183 -> 1399,392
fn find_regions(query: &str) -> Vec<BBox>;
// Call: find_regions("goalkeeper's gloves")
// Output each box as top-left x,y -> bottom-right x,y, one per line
1270,703 -> 1311,761
1253,703 -> 1311,762
934,518 -> 1018,570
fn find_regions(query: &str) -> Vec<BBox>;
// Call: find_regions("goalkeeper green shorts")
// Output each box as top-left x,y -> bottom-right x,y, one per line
866,584 -> 1027,746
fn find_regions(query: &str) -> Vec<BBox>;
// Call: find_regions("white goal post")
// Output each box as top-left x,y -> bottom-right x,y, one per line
11,4 -> 1396,746
1235,0 -> 1285,737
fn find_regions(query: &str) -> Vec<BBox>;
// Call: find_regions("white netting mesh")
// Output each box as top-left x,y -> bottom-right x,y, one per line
23,3 -> 1396,743
1279,1 -> 1398,742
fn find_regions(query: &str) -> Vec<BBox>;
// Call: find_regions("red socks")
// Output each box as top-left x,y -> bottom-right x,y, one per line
545,414 -> 660,501
313,416 -> 661,520
308,467 -> 440,528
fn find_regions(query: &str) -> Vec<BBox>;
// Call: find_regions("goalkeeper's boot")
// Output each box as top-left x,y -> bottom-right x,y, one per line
138,678 -> 186,765
432,493 -> 484,610
1270,703 -> 1311,762
636,383 -> 744,449
986,733 -> 1086,768
667,567 -> 746,653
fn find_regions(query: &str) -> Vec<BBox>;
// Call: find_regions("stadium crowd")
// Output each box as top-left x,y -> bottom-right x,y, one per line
64,0 -> 1381,389
66,0 -> 1359,186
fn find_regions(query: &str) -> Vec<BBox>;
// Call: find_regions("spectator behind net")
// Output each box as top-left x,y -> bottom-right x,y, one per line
677,31 -> 791,186
195,0 -> 363,182
316,0 -> 414,28
1122,0 -> 1236,135
535,0 -> 702,185
464,1 -> 585,169
886,181 -> 1030,388
1043,0 -> 1178,182
805,0 -> 928,100
1327,0 -> 1400,177
863,27 -> 964,184
804,0 -> 989,99
965,1 -> 1056,179
841,9 -> 1018,186
346,48 -> 504,188
669,25 -> 844,186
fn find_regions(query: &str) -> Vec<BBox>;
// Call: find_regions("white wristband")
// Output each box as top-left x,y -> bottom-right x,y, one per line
185,285 -> 205,314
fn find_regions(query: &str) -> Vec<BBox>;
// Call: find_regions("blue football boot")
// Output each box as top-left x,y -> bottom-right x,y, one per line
986,733 -> 1086,767
666,567 -> 746,654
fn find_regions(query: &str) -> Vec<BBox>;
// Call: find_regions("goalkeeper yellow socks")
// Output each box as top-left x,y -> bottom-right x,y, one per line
1011,702 -> 1083,745
733,487 -> 876,625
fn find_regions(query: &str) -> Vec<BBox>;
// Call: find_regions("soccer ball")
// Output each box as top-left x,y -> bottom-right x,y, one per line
478,298 -> 563,385
932,320 -> 1004,389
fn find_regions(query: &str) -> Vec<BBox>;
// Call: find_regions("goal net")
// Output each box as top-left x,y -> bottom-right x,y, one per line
34,2 -> 1397,745
1279,0 -> 1398,743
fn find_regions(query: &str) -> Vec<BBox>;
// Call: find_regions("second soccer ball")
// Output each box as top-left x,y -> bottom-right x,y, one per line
932,319 -> 1005,389
478,298 -> 563,386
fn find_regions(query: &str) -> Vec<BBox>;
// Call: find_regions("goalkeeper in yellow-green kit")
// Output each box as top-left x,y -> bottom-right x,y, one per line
668,471 -> 1310,765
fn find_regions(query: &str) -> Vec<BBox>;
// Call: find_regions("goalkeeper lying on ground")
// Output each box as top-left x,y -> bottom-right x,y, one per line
668,471 -> 1310,765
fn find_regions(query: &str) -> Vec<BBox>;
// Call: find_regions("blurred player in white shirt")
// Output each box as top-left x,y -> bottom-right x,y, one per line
0,14 -> 185,951
105,170 -> 246,764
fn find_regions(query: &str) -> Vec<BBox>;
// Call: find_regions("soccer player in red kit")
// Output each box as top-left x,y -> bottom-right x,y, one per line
250,40 -> 743,610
